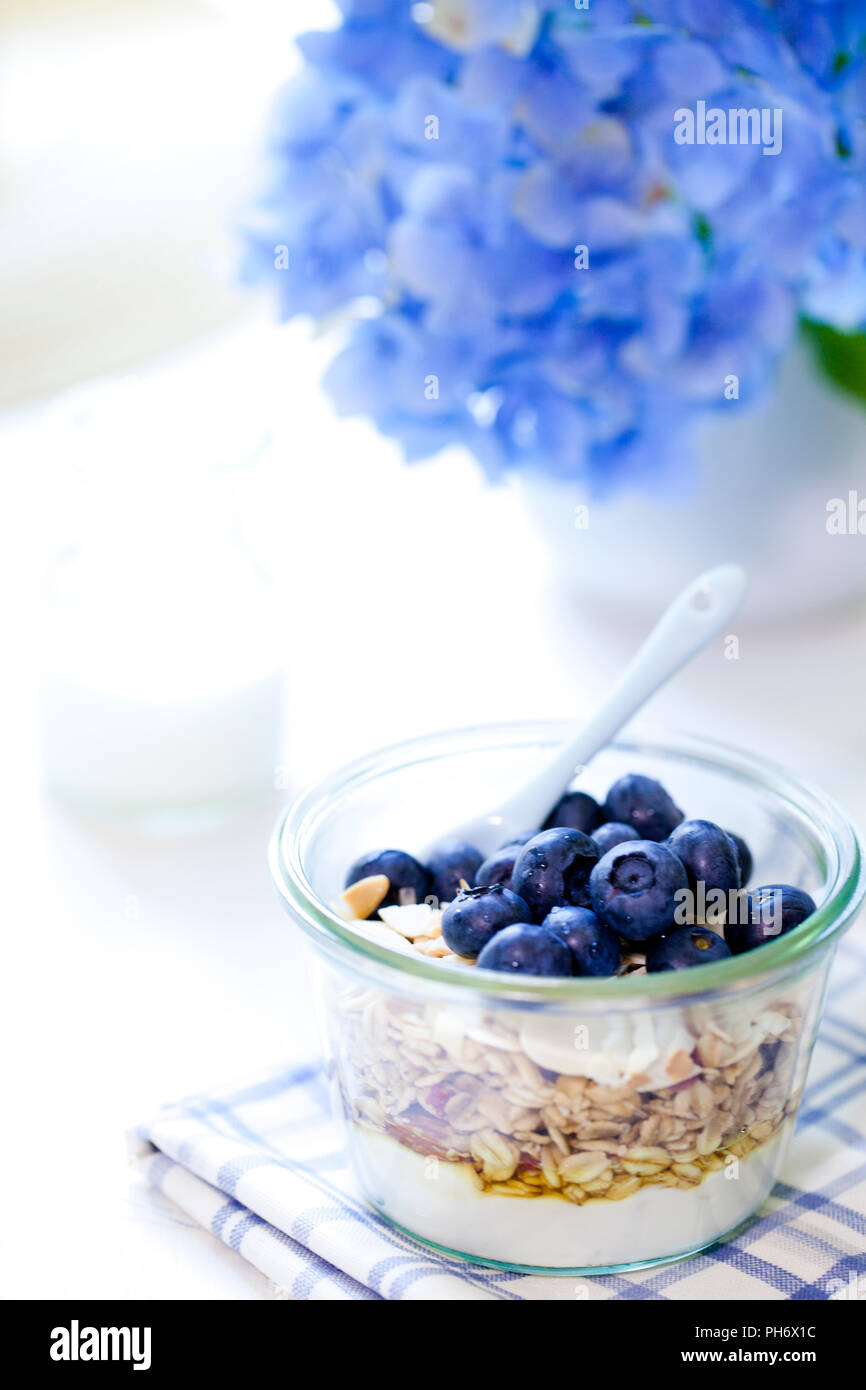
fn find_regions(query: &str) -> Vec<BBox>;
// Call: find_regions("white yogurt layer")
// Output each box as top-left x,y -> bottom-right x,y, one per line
350,1125 -> 789,1270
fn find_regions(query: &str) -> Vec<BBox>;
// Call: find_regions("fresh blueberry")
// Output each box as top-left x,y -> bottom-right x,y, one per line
666,819 -> 741,898
344,849 -> 430,916
543,790 -> 603,835
646,926 -> 732,972
440,883 -> 529,958
592,821 -> 640,856
474,843 -> 523,889
426,839 -> 483,904
476,922 -> 573,976
589,840 -> 688,942
727,831 -> 753,886
543,905 -> 621,977
603,774 -> 684,842
725,884 -> 817,955
511,828 -> 600,921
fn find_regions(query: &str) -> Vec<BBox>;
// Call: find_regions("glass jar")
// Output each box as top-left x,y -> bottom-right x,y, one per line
38,368 -> 286,827
270,723 -> 864,1275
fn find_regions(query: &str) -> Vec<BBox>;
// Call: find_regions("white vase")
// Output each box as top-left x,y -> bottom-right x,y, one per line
518,344 -> 866,622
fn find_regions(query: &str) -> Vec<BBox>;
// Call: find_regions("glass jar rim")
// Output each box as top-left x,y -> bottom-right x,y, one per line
269,721 -> 864,1006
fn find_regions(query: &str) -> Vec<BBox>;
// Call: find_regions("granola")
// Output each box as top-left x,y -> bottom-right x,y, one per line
332,982 -> 803,1203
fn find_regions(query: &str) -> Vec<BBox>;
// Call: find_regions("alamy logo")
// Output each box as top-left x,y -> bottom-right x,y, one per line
50,1321 -> 151,1371
674,100 -> 783,156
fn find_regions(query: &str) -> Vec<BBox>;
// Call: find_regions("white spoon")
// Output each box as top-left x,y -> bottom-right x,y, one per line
431,564 -> 747,860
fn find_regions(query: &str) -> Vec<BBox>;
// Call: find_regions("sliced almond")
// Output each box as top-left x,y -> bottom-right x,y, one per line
413,935 -> 452,958
342,874 -> 389,920
378,903 -> 442,940
665,1048 -> 697,1082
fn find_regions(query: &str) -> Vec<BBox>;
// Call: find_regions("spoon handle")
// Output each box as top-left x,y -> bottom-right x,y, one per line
489,564 -> 747,835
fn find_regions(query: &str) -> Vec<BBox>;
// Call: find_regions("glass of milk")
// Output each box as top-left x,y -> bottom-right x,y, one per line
38,366 -> 287,827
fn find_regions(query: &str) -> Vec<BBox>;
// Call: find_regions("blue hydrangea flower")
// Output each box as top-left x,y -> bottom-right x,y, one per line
241,1 -> 866,487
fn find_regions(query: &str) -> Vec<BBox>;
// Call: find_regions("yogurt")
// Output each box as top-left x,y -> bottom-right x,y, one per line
350,1124 -> 790,1270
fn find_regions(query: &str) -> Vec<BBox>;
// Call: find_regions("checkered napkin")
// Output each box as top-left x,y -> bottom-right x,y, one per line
137,931 -> 866,1301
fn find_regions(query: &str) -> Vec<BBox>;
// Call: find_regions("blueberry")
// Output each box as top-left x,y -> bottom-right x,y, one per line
727,831 -> 753,886
543,790 -> 602,835
603,774 -> 684,842
646,926 -> 732,972
592,821 -> 640,856
474,843 -> 523,889
666,819 -> 741,898
589,840 -> 688,942
476,923 -> 573,976
511,829 -> 600,922
440,883 -> 529,958
543,905 -> 621,977
725,884 -> 817,955
426,839 -> 483,904
344,849 -> 430,916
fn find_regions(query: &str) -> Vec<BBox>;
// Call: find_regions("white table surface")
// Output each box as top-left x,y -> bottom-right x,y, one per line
2,328 -> 865,1300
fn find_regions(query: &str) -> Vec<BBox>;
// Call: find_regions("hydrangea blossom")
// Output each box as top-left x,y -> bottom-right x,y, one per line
242,1 -> 866,488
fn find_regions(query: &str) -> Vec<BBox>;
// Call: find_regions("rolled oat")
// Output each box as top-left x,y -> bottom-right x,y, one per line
335,979 -> 800,1204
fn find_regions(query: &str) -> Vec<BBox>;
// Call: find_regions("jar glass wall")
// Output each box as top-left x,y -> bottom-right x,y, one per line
271,724 -> 864,1274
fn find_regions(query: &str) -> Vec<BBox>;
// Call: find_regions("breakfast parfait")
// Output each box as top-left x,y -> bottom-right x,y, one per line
272,726 -> 862,1273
